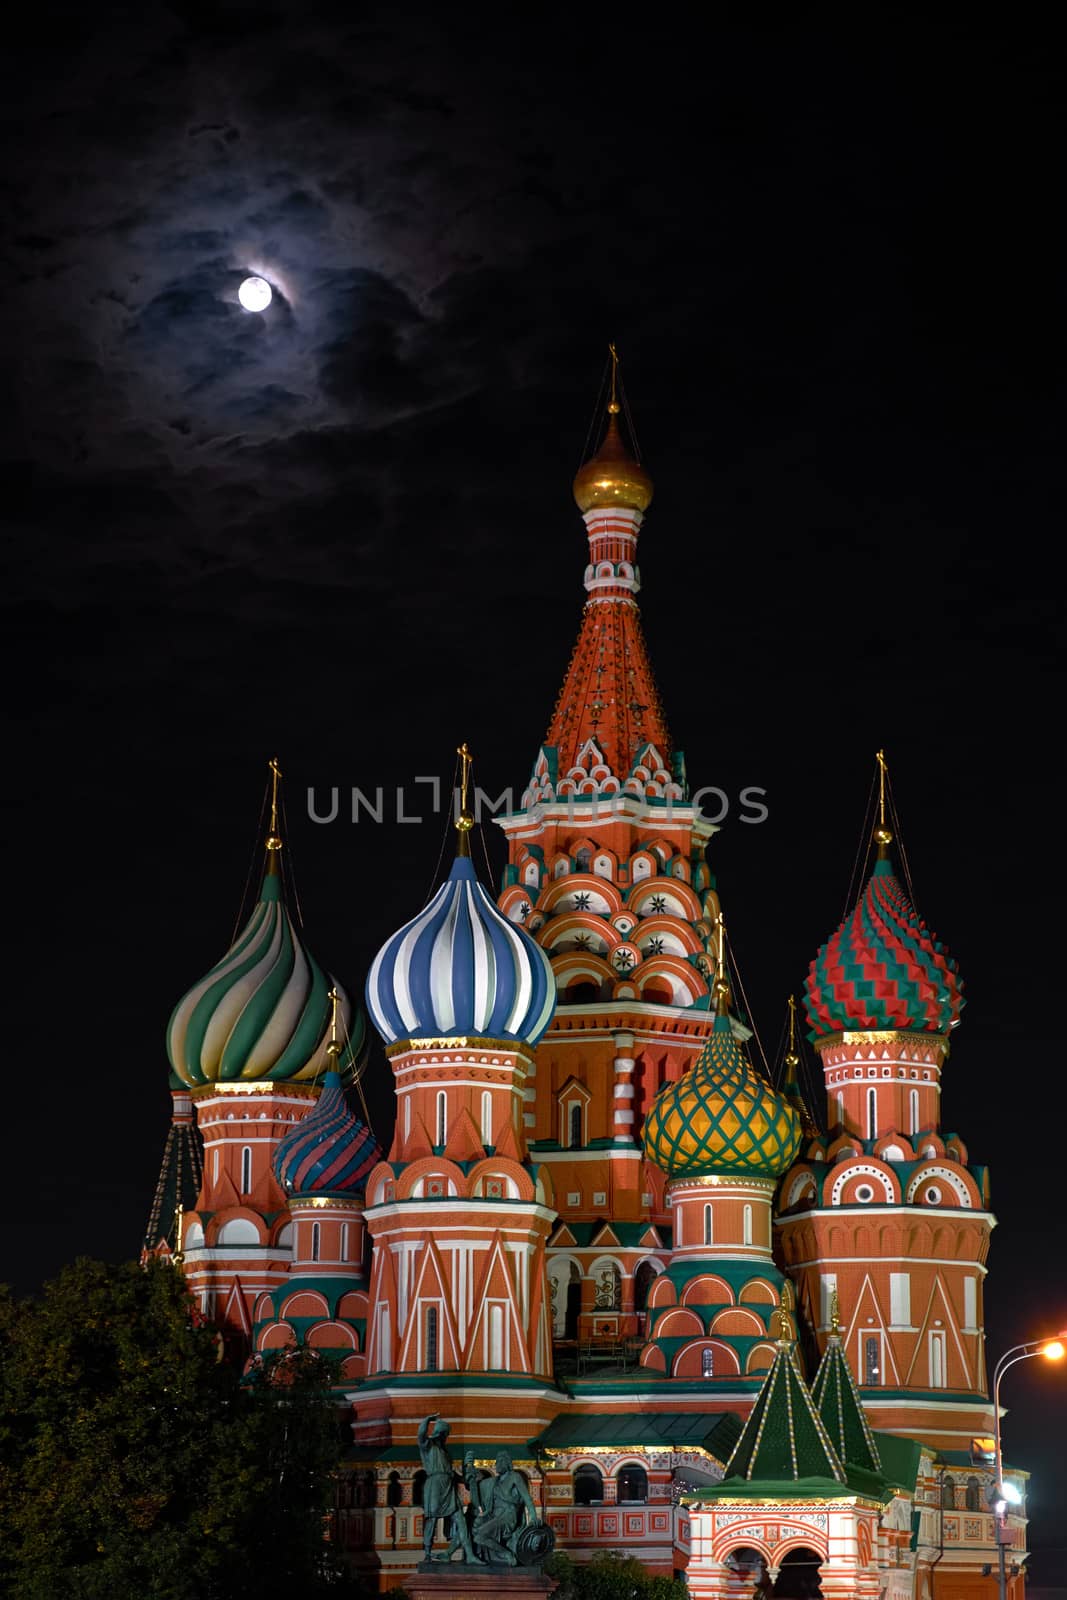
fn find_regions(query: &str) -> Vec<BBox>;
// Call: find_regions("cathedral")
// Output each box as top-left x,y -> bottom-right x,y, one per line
149,362 -> 1025,1600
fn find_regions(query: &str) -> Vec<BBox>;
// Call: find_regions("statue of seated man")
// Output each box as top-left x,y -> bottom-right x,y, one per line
474,1450 -> 539,1566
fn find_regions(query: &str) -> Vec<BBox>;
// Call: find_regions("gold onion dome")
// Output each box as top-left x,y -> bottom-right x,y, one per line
642,1015 -> 801,1180
572,406 -> 654,514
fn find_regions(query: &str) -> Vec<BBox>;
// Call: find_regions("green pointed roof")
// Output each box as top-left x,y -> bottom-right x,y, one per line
812,1334 -> 882,1474
723,1338 -> 846,1484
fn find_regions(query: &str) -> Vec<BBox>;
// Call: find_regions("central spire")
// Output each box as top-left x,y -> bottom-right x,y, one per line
540,350 -> 676,797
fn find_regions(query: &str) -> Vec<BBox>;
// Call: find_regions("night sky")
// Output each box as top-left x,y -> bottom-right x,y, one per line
4,4 -> 1065,1571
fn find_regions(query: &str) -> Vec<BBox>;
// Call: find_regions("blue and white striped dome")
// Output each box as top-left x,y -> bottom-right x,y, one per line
367,855 -> 556,1047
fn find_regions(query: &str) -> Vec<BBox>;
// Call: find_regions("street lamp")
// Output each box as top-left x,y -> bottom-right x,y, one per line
989,1334 -> 1067,1600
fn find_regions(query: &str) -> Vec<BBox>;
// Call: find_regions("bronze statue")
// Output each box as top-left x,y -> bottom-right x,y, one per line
418,1419 -> 555,1568
417,1413 -> 477,1564
472,1450 -> 540,1566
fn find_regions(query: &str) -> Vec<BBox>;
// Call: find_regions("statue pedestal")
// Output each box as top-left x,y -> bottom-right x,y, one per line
409,1562 -> 558,1600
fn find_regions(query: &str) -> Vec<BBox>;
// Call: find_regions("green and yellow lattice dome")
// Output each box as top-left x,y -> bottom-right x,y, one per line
643,1016 -> 801,1179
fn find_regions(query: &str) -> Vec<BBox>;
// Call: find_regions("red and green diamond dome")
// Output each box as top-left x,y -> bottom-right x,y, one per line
804,858 -> 964,1038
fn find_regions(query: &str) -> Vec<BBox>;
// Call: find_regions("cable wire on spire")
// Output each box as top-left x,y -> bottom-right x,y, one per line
722,918 -> 775,1084
423,748 -> 462,901
278,784 -> 305,932
576,349 -> 614,473
230,779 -> 271,944
840,764 -> 880,923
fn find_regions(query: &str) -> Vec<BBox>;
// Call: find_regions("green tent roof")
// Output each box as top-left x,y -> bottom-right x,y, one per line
722,1340 -> 846,1484
812,1334 -> 881,1474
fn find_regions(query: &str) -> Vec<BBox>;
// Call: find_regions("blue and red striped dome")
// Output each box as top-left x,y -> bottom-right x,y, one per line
366,854 -> 555,1047
272,1072 -> 380,1195
805,860 -> 964,1038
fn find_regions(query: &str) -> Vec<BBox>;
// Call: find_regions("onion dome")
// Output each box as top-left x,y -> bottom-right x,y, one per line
273,1071 -> 380,1195
368,853 -> 555,1047
573,405 -> 654,515
167,853 -> 366,1086
804,858 -> 964,1038
642,1014 -> 801,1180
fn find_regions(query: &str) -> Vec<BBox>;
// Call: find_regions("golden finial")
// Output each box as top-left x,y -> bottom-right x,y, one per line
713,912 -> 731,1015
873,749 -> 892,857
326,985 -> 343,1063
784,993 -> 800,1071
172,1202 -> 185,1271
775,1281 -> 795,1343
607,342 -> 620,414
266,756 -> 284,857
572,345 -> 654,513
829,1288 -> 841,1336
456,741 -> 474,857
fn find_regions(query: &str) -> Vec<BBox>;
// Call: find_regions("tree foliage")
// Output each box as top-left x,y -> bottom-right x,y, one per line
545,1550 -> 689,1600
0,1258 -> 353,1599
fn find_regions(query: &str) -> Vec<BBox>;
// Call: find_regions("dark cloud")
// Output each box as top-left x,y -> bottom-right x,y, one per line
2,6 -> 1065,1565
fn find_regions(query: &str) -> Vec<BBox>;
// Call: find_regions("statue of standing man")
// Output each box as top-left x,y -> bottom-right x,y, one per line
418,1413 -> 478,1565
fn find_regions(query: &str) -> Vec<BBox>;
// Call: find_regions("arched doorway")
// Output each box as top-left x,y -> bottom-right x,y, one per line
634,1259 -> 657,1320
773,1546 -> 823,1599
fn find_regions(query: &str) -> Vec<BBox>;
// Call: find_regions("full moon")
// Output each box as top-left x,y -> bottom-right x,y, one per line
238,276 -> 272,312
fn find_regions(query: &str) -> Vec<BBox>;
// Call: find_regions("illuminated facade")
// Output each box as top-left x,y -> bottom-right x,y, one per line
150,365 -> 1027,1599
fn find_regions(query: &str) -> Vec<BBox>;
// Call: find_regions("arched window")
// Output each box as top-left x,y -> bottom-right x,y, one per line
864,1334 -> 881,1384
567,980 -> 599,1004
703,1204 -> 713,1246
575,847 -> 591,871
569,1102 -> 583,1150
930,1330 -> 946,1388
241,1146 -> 252,1195
702,1346 -> 714,1378
867,1087 -> 877,1139
213,1148 -> 220,1183
436,1091 -> 447,1148
910,1089 -> 920,1136
618,1465 -> 648,1503
634,1260 -> 656,1315
941,1474 -> 956,1510
743,1204 -> 753,1246
965,1477 -> 981,1511
311,1222 -> 321,1262
573,1464 -> 603,1506
489,1305 -> 504,1369
836,1090 -> 845,1128
340,1223 -> 349,1261
481,1091 -> 493,1145
426,1306 -> 439,1373
404,1095 -> 411,1139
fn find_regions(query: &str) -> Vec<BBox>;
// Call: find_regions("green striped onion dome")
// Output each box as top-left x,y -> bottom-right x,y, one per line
642,1016 -> 801,1179
167,860 -> 366,1086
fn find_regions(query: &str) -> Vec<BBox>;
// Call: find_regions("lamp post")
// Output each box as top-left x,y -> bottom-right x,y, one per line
989,1335 -> 1066,1600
